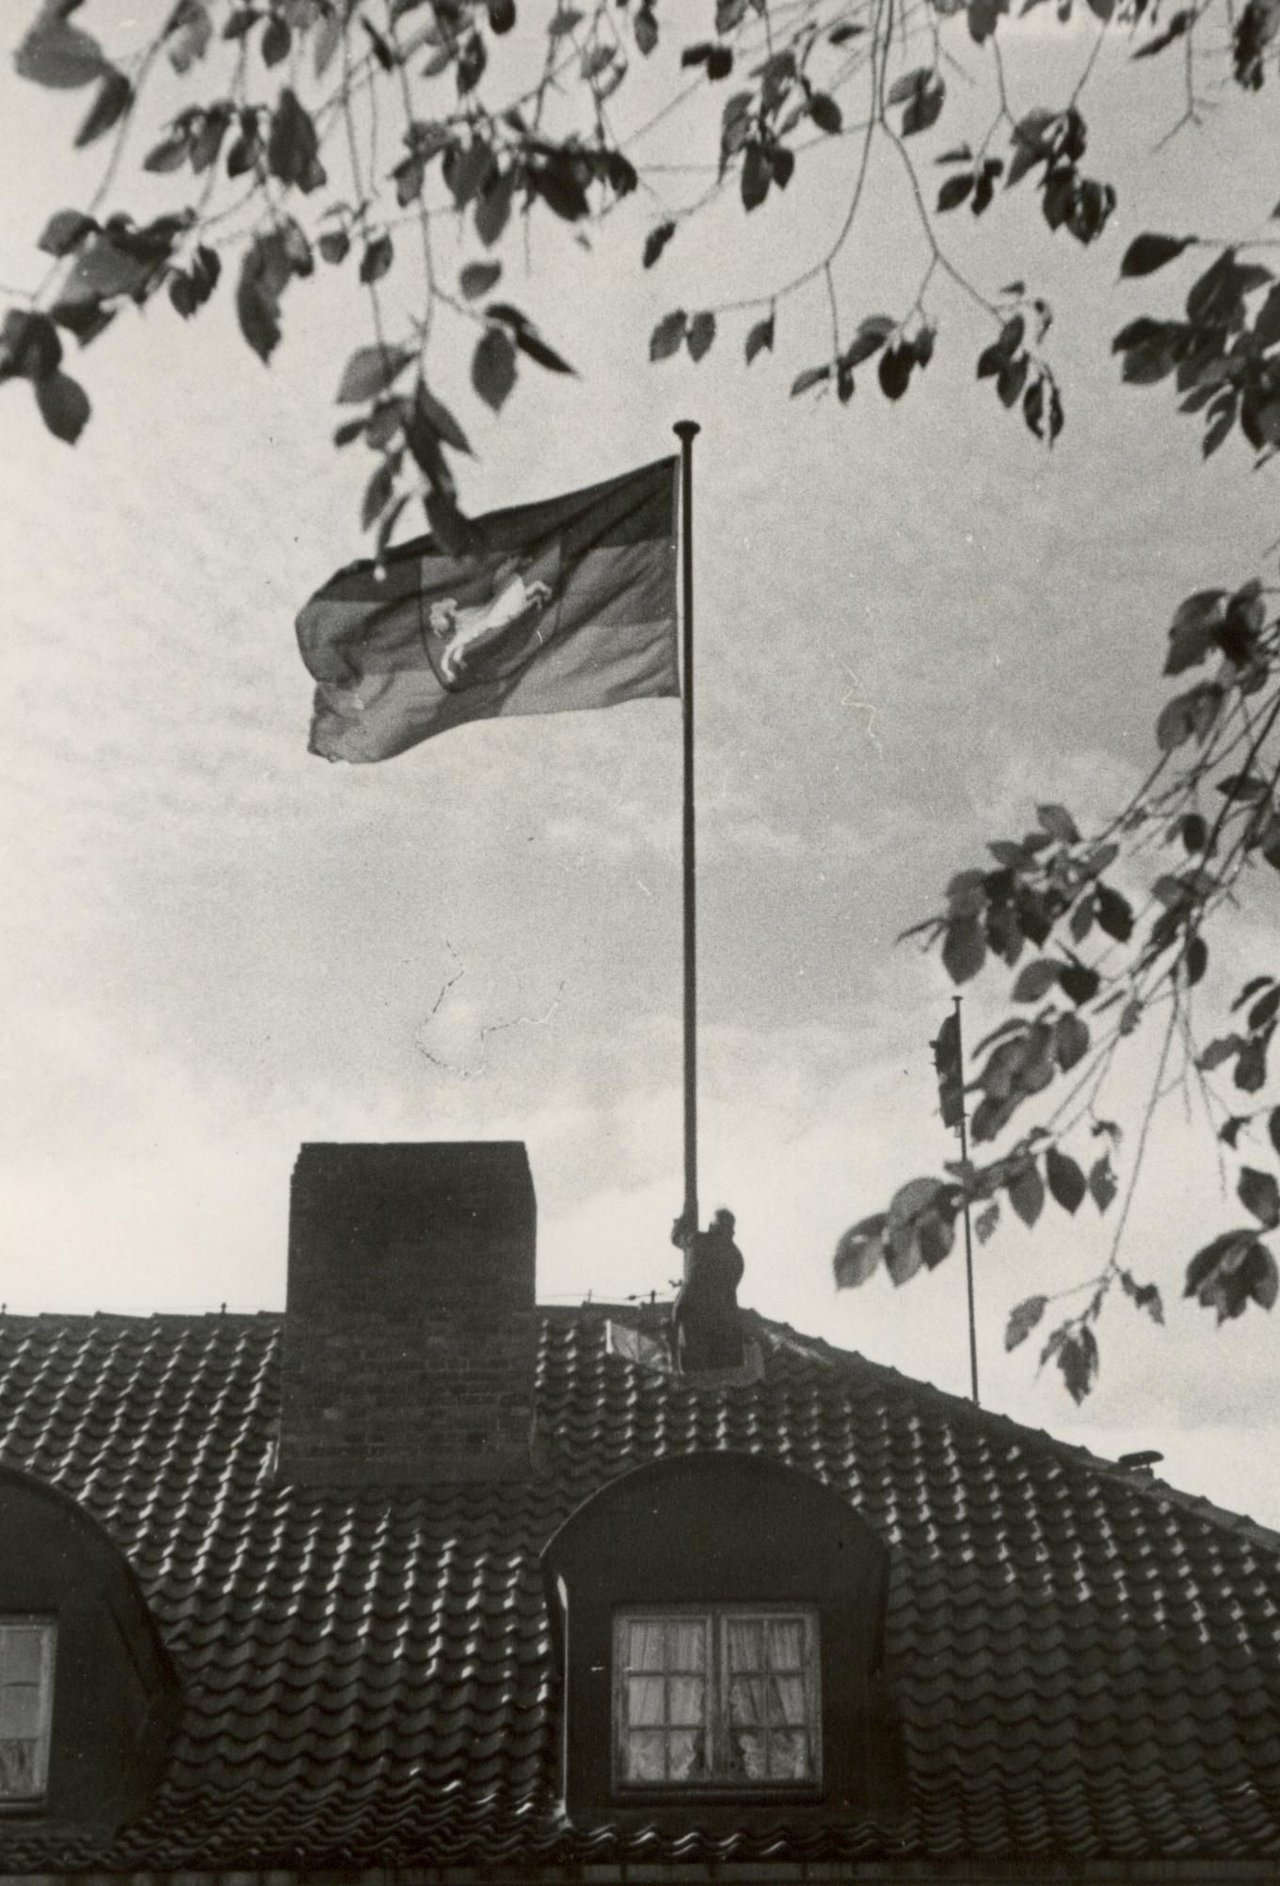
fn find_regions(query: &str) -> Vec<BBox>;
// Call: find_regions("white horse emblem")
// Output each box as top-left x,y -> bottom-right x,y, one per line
427,555 -> 554,687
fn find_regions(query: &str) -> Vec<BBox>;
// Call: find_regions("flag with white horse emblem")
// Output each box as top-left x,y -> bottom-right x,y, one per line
296,457 -> 678,762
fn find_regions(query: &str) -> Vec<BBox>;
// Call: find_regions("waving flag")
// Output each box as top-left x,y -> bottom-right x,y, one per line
297,457 -> 678,762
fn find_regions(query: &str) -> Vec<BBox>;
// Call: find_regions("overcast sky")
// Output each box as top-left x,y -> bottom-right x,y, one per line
3,4 -> 1279,1525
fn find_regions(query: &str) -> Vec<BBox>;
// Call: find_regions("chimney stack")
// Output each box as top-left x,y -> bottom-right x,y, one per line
278,1142 -> 537,1486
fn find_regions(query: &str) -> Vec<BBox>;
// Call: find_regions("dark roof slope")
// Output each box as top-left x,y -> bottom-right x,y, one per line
0,1305 -> 1278,1872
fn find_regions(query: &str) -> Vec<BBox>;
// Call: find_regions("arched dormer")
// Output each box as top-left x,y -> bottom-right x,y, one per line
541,1452 -> 906,1831
0,1463 -> 180,1832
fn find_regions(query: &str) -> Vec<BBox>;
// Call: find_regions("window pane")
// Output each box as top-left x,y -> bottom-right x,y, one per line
725,1617 -> 763,1672
774,1674 -> 807,1726
626,1676 -> 665,1727
667,1621 -> 705,1671
667,1729 -> 706,1780
729,1674 -> 771,1726
1,1630 -> 44,1685
770,1729 -> 813,1780
624,1731 -> 666,1782
0,1686 -> 42,1740
667,1675 -> 705,1726
0,1741 -> 35,1797
765,1618 -> 806,1669
729,1727 -> 768,1780
626,1622 -> 666,1671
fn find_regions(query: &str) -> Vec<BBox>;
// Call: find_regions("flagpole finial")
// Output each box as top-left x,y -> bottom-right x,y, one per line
673,420 -> 701,442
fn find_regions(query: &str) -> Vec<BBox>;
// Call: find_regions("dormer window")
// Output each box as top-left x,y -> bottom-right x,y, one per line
0,1621 -> 55,1802
543,1452 -> 903,1829
615,1607 -> 820,1789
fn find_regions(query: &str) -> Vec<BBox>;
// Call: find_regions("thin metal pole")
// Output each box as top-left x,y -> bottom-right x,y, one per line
674,420 -> 700,1274
953,996 -> 980,1407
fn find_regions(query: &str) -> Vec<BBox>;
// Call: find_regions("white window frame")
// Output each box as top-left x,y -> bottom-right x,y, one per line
613,1605 -> 821,1792
0,1618 -> 56,1804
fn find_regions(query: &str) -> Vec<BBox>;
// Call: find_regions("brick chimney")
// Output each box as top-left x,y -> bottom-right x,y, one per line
277,1142 -> 537,1486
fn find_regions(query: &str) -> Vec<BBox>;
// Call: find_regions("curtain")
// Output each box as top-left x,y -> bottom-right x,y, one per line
626,1676 -> 665,1726
625,1621 -> 666,1671
0,1740 -> 34,1795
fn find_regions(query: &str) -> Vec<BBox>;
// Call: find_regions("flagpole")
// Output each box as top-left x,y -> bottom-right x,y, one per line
953,996 -> 980,1407
674,420 -> 700,1275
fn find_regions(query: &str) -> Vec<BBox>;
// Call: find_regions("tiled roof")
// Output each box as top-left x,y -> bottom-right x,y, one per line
0,1304 -> 1278,1872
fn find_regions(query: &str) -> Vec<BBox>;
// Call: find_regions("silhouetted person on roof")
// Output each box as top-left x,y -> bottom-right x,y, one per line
670,1207 -> 745,1372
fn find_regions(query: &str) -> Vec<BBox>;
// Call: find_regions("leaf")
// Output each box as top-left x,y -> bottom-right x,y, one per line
34,369 -> 90,443
268,89 -> 325,193
1095,883 -> 1133,941
1119,1270 -> 1164,1322
833,1213 -> 886,1288
336,344 -> 414,404
258,12 -> 290,63
1055,1011 -> 1089,1071
968,0 -> 1009,40
650,310 -> 687,362
1236,1038 -> 1269,1094
15,16 -> 107,88
166,0 -> 213,73
900,69 -> 945,135
361,457 -> 396,531
1037,802 -> 1079,842
1006,1295 -> 1047,1350
633,2 -> 658,52
791,363 -> 830,396
1186,934 -> 1208,986
741,142 -> 771,211
887,66 -> 931,104
643,220 -> 676,269
888,1175 -> 946,1226
885,1221 -> 925,1286
974,1202 -> 1000,1242
1120,232 -> 1196,277
38,210 -> 97,257
809,92 -> 842,133
745,314 -> 774,364
878,344 -> 913,400
360,234 -> 394,284
144,128 -> 189,174
1269,1106 -> 1280,1159
1012,958 -> 1059,1002
1165,589 -> 1226,674
1008,1161 -> 1045,1227
1055,1325 -> 1099,1404
460,260 -> 502,300
235,226 -> 301,364
62,232 -> 154,306
1058,962 -> 1099,1006
472,325 -> 517,410
938,172 -> 974,212
1239,1166 -> 1280,1230
687,311 -> 716,362
842,322 -> 893,369
1133,8 -> 1193,55
76,68 -> 132,146
1088,1154 -> 1117,1213
475,167 -> 515,247
1185,1229 -> 1277,1322
405,380 -> 472,463
1046,1145 -> 1086,1214
943,914 -> 986,984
